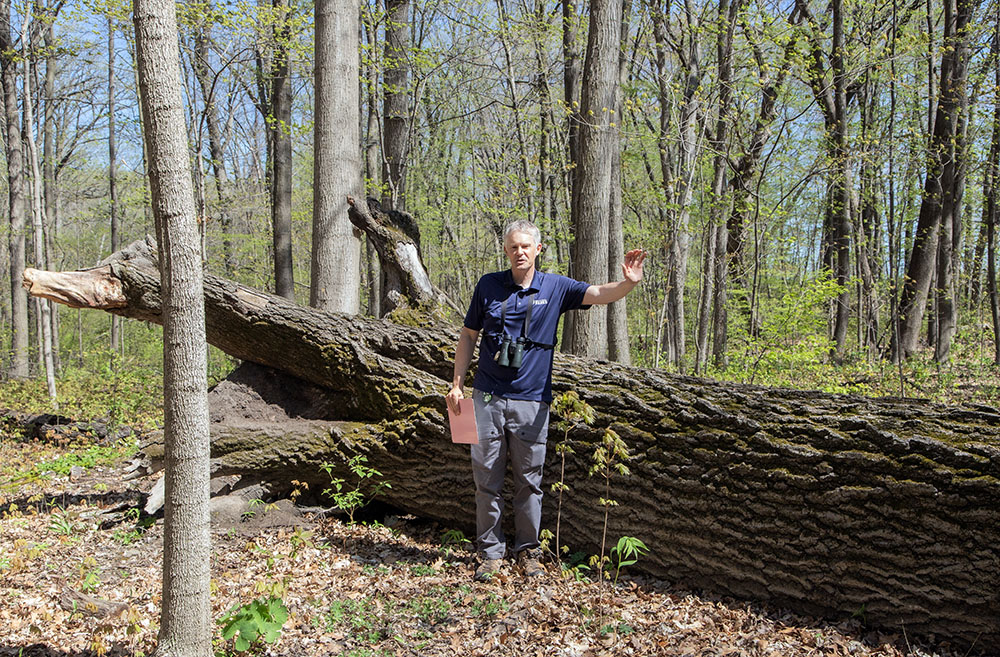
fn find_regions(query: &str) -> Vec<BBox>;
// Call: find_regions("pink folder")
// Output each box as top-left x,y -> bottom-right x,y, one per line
448,398 -> 479,444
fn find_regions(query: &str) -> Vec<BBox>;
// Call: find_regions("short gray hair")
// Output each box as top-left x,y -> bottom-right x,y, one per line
502,220 -> 542,245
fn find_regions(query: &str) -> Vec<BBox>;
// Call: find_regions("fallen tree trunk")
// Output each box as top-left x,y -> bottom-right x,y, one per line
24,239 -> 1000,652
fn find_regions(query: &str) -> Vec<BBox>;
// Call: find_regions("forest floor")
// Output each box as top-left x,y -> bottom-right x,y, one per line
0,434 -> 970,657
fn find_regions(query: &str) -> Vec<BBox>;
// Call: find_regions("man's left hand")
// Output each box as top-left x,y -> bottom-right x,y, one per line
622,249 -> 646,284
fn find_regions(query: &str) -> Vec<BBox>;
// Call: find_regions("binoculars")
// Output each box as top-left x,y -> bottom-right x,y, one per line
495,335 -> 526,369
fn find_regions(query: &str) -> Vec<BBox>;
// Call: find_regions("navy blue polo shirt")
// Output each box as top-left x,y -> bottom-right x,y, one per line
464,269 -> 590,403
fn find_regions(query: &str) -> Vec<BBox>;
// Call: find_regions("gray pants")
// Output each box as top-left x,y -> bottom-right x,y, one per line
471,389 -> 550,559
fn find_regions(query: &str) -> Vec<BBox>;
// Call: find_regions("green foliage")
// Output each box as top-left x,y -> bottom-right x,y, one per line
0,354 -> 162,433
588,427 -> 633,630
550,391 -> 595,558
439,528 -> 470,554
726,273 -> 844,387
35,444 -> 129,478
470,592 -> 508,617
609,536 -> 649,585
47,508 -> 78,536
321,454 -> 391,524
218,596 -> 290,652
77,556 -> 101,593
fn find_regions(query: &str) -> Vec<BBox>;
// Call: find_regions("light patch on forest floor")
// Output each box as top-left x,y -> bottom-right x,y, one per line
0,439 -> 965,657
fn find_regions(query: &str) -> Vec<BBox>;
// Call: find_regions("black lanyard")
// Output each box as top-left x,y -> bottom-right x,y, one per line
500,291 -> 535,340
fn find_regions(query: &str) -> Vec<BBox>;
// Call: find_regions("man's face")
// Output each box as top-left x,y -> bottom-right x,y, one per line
504,231 -> 542,274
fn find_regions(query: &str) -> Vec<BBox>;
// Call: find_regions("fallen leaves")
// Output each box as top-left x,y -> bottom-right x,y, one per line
0,439 -> 964,657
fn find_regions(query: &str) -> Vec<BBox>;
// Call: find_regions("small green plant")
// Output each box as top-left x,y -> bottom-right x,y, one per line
112,508 -> 150,545
47,509 -> 77,536
551,391 -> 594,558
361,564 -> 392,577
609,536 -> 648,585
322,597 -> 391,643
408,588 -> 452,626
470,592 -> 508,617
321,454 -> 391,524
439,528 -> 470,557
600,622 -> 634,636
78,557 -> 101,593
288,527 -> 315,559
409,563 -> 437,577
218,596 -> 289,652
588,427 -> 631,628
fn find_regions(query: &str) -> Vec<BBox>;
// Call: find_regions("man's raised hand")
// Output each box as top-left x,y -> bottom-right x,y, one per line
621,249 -> 646,284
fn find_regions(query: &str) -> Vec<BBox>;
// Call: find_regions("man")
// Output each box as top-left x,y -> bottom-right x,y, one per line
445,220 -> 645,582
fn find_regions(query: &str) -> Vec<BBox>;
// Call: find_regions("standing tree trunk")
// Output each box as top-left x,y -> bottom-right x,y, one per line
726,8 -> 798,339
566,0 -> 622,359
607,0 -> 631,365
362,5 -> 381,317
381,0 -> 409,212
42,17 -> 60,375
561,0 -> 581,229
651,0 -> 701,372
697,0 -> 740,374
109,18 -> 122,354
893,0 -> 973,360
22,11 -> 57,405
984,11 -> 1000,364
192,13 -> 235,278
829,0 -> 852,363
795,0 -> 852,363
311,0 -> 362,313
271,0 -> 294,300
134,0 -> 212,653
559,0 -> 582,349
2,0 -> 28,379
933,36 -> 971,363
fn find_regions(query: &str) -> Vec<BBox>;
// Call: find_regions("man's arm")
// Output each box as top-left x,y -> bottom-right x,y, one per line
445,326 -> 480,415
583,249 -> 646,306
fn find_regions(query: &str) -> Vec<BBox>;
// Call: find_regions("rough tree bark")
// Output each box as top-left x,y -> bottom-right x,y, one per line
381,0 -> 409,211
311,0 -> 362,313
566,0 -> 620,359
1,0 -> 29,379
893,0 -> 973,360
23,237 -> 1000,653
134,0 -> 212,650
270,0 -> 294,300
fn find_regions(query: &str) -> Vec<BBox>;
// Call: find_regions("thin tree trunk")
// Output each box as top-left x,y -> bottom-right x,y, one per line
934,40 -> 971,363
362,6 -> 381,317
698,0 -> 740,373
311,0 -> 362,313
1,0 -> 28,379
109,19 -> 122,355
607,0 -> 631,365
271,0 -> 294,300
22,10 -> 56,405
381,0 -> 409,211
43,17 -> 59,375
830,0 -> 851,364
134,0 -> 212,652
192,14 -> 235,277
983,10 -> 1000,364
562,0 -> 581,234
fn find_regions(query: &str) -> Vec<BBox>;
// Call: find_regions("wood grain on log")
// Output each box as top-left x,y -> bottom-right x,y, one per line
23,238 -> 1000,652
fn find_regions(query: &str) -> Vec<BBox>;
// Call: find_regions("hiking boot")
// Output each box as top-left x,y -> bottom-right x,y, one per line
516,548 -> 545,577
474,557 -> 502,582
